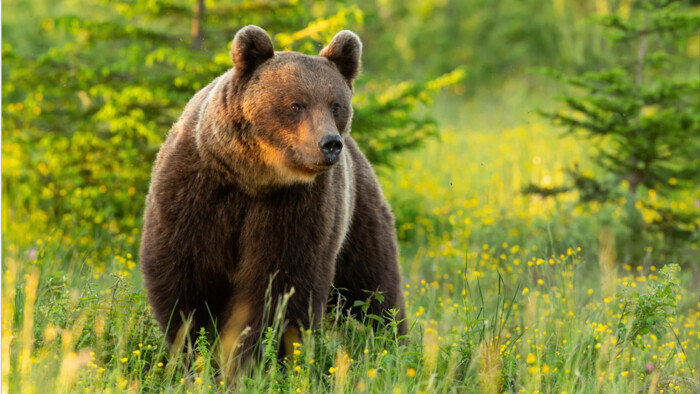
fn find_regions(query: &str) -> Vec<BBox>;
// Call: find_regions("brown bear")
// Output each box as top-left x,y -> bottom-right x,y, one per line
139,25 -> 406,372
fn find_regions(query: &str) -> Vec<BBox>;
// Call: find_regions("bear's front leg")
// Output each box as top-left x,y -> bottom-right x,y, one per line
217,262 -> 331,379
332,197 -> 407,337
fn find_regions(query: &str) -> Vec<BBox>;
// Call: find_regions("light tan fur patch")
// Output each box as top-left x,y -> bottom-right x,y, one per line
170,313 -> 194,357
219,300 -> 251,381
257,139 -> 317,184
196,74 -> 226,136
282,325 -> 301,358
335,150 -> 354,255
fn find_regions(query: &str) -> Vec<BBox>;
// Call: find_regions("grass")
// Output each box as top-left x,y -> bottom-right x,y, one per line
2,88 -> 699,392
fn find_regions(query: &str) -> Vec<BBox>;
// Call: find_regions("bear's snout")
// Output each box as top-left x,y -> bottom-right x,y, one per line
318,134 -> 343,165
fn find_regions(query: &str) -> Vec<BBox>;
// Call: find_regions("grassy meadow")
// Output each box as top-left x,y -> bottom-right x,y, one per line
3,82 -> 699,392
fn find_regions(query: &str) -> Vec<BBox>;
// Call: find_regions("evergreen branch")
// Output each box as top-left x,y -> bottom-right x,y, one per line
51,15 -> 180,44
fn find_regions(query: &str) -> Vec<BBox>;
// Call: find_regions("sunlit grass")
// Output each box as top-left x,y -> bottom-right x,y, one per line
2,117 -> 699,392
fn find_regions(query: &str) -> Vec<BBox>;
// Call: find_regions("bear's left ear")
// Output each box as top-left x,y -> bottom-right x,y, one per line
231,25 -> 275,77
320,30 -> 362,84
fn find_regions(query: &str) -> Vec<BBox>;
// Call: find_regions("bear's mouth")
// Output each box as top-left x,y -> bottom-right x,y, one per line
299,162 -> 333,174
285,148 -> 334,174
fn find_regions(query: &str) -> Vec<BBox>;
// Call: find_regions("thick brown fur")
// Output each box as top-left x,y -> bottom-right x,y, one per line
139,26 -> 406,372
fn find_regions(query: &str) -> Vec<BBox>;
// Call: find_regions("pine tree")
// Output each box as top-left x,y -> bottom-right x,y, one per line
526,0 -> 700,244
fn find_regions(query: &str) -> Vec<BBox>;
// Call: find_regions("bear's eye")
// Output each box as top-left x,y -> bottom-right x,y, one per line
332,102 -> 342,115
290,102 -> 305,112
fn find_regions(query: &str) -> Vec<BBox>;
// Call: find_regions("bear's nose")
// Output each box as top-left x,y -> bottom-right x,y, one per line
319,134 -> 343,165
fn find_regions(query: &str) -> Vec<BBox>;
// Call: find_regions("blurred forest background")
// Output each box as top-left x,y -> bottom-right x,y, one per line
2,0 -> 700,392
4,0 -> 698,261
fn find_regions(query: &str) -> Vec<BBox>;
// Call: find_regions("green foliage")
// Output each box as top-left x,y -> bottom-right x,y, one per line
354,0 -> 607,86
541,66 -> 700,193
353,67 -> 466,166
194,327 -> 211,358
600,1 -> 700,42
615,264 -> 681,352
522,164 -> 616,203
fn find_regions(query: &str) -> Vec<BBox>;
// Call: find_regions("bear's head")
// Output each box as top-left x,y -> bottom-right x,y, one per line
197,25 -> 362,192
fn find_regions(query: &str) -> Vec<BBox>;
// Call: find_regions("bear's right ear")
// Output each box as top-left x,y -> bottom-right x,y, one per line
231,25 -> 275,77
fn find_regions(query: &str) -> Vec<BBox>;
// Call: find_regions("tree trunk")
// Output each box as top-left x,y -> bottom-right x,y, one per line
635,13 -> 648,87
191,0 -> 205,51
627,11 -> 648,195
622,11 -> 649,263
